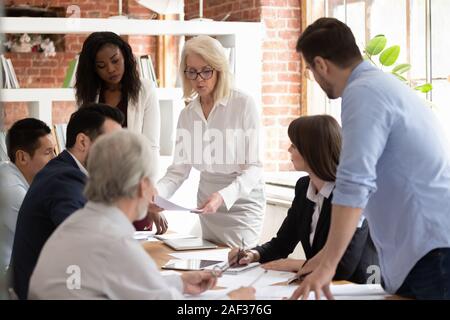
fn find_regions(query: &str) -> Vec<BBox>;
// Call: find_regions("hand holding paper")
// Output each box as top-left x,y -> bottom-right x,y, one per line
197,192 -> 224,214
154,195 -> 202,213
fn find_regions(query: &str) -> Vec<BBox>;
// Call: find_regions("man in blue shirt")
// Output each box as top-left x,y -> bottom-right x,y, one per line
291,18 -> 450,300
0,118 -> 56,271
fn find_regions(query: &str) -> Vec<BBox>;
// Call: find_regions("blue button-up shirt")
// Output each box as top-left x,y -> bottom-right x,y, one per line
332,60 -> 450,293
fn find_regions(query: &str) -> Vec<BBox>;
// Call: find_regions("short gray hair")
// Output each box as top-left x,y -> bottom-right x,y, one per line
84,129 -> 156,204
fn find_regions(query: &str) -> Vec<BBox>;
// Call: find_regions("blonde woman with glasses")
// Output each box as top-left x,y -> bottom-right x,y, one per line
152,35 -> 265,248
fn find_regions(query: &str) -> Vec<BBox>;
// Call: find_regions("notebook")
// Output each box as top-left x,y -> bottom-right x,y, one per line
162,237 -> 218,251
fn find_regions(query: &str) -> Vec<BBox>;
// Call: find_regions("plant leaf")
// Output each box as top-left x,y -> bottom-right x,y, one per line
414,83 -> 433,93
392,63 -> 411,74
365,35 -> 387,56
379,46 -> 400,66
392,72 -> 408,82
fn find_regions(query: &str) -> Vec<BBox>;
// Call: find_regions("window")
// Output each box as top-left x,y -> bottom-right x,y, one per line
305,0 -> 450,140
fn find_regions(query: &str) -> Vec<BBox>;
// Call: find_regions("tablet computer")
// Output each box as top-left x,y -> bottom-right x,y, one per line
162,237 -> 218,251
162,259 -> 223,271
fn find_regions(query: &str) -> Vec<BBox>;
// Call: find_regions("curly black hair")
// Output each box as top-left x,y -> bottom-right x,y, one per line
75,31 -> 141,107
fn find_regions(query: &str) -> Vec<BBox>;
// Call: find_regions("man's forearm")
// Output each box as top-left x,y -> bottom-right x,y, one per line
320,205 -> 363,270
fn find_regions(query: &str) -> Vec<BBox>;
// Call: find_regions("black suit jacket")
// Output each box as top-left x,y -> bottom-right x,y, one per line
10,150 -> 88,299
255,176 -> 378,284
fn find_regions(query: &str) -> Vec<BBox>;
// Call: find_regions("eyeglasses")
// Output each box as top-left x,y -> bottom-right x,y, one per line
184,68 -> 214,80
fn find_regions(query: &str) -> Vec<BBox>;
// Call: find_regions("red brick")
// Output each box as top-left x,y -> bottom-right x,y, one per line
262,62 -> 287,72
263,107 -> 292,116
277,51 -> 301,61
278,8 -> 300,19
288,62 -> 300,72
287,18 -> 301,29
262,40 -> 289,50
264,18 -> 286,29
263,84 -> 288,94
278,95 -> 300,105
262,95 -> 277,105
277,73 -> 301,82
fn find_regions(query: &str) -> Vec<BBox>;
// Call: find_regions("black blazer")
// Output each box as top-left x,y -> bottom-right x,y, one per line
255,176 -> 378,284
10,150 -> 88,299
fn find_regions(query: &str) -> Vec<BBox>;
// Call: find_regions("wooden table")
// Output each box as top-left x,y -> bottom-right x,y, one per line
141,239 -> 405,299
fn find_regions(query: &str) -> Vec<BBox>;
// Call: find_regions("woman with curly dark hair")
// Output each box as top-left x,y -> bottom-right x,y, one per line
75,31 -> 164,232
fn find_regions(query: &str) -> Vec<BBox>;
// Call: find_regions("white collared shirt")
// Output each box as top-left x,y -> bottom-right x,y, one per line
29,201 -> 184,299
157,89 -> 264,210
306,181 -> 335,246
66,150 -> 88,176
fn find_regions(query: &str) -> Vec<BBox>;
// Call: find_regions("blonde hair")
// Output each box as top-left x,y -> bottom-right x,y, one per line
180,35 -> 232,103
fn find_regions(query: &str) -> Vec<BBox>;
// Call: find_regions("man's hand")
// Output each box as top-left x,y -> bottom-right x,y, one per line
227,287 -> 256,300
289,264 -> 335,300
147,210 -> 168,234
296,250 -> 323,277
197,192 -> 224,214
181,271 -> 217,295
262,258 -> 305,272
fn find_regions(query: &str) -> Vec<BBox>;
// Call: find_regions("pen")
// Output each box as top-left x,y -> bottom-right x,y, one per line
287,271 -> 312,285
287,260 -> 310,284
248,270 -> 268,287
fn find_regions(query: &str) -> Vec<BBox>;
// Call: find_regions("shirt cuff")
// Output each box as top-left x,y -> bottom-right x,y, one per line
332,183 -> 372,209
218,185 -> 239,211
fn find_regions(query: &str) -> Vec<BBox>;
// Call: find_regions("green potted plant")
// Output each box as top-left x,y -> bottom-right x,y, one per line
364,34 -> 432,94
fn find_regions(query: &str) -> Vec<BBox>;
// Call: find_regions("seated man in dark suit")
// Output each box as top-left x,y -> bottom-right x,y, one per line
10,103 -> 124,300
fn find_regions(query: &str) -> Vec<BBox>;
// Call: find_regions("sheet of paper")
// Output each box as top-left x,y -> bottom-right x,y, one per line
154,233 -> 197,240
331,283 -> 388,298
184,288 -> 230,300
255,283 -> 389,300
133,231 -> 159,242
256,285 -> 299,300
169,248 -> 230,261
154,195 -> 201,213
216,267 -> 295,289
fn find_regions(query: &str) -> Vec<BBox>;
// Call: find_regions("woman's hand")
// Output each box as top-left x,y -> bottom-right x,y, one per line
197,192 -> 224,214
262,258 -> 305,272
228,248 -> 258,265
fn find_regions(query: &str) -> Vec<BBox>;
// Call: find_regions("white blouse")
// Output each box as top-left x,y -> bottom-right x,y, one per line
157,89 -> 264,210
306,181 -> 335,246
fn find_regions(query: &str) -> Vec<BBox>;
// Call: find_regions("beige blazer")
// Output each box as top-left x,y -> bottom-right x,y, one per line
96,78 -> 160,175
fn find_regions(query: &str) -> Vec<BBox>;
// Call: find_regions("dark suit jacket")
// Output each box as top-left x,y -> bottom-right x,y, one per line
10,150 -> 87,299
255,176 -> 378,284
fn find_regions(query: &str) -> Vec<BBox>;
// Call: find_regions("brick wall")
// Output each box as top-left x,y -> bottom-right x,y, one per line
3,0 -> 303,172
2,0 -> 158,128
185,0 -> 303,171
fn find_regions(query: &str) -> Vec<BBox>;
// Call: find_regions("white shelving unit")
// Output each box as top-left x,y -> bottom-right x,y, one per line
0,17 -> 263,155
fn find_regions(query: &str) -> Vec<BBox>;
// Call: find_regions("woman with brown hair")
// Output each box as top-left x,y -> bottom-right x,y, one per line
229,115 -> 378,284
